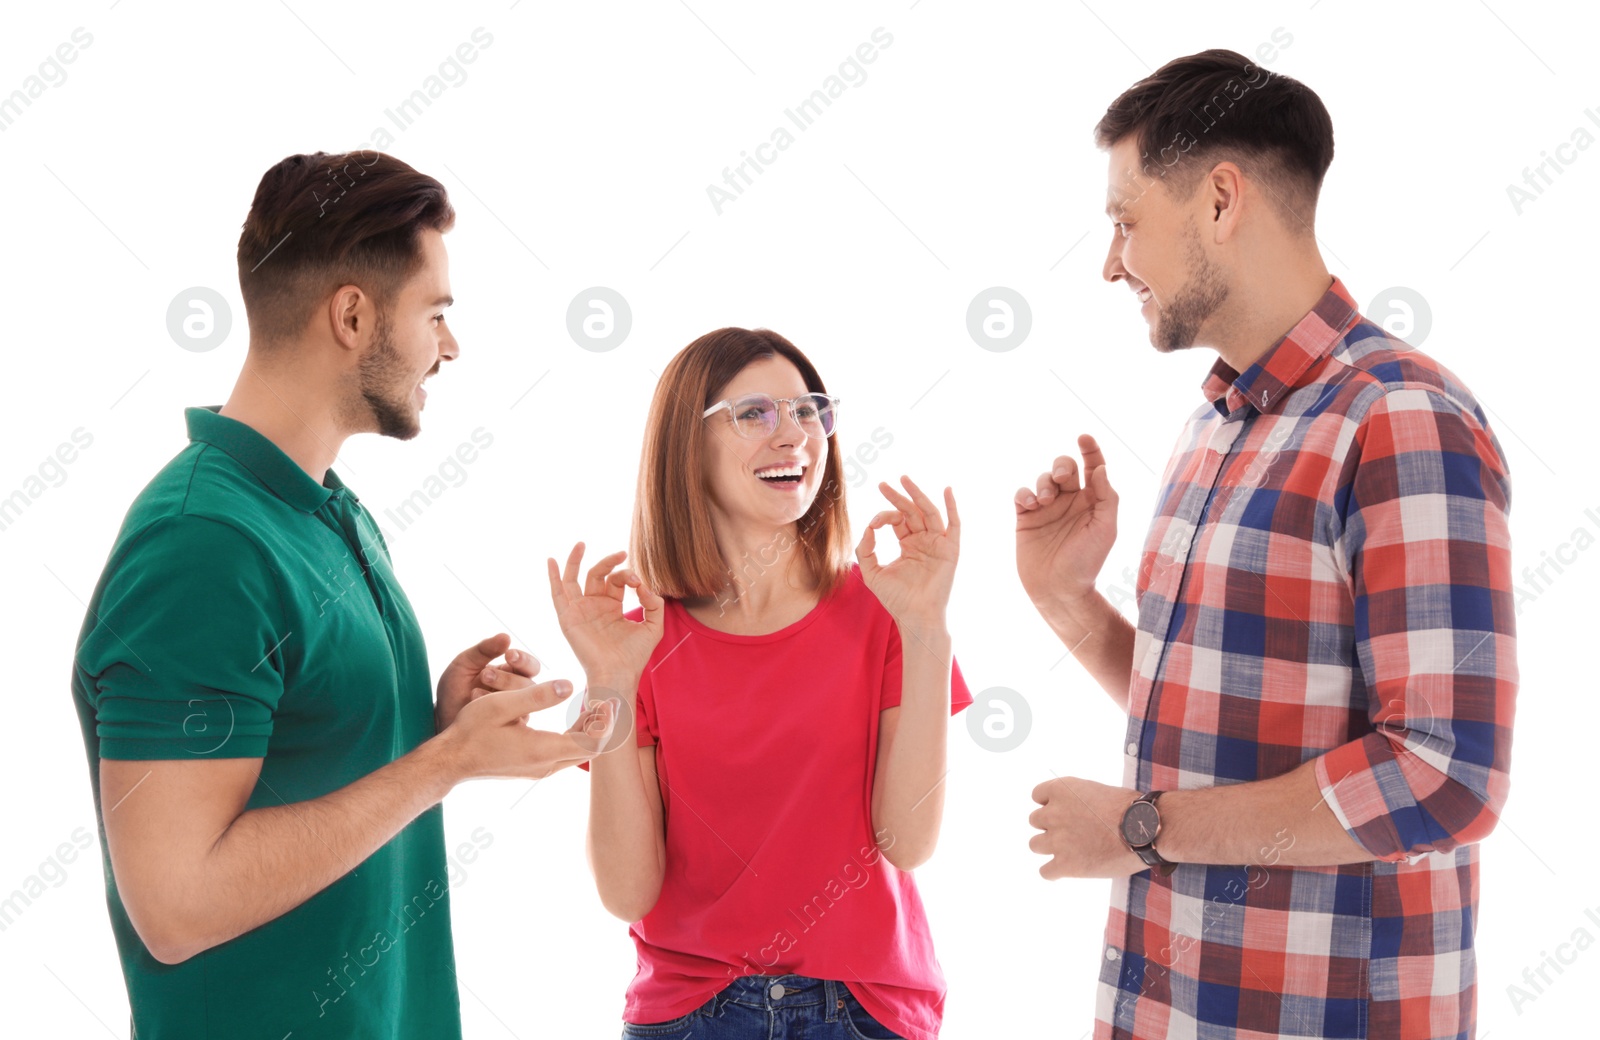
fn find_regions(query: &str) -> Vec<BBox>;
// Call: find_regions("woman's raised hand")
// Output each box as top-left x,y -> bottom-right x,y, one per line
856,475 -> 959,630
546,542 -> 665,690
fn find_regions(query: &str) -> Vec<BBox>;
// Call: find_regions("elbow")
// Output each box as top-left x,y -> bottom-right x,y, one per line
601,885 -> 661,924
881,844 -> 932,872
586,855 -> 662,923
147,939 -> 200,966
590,854 -> 663,923
121,887 -> 217,966
130,913 -> 208,965
1389,773 -> 1508,859
873,821 -> 936,872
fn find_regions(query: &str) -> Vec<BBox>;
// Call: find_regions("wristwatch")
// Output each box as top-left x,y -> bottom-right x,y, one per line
1120,790 -> 1176,875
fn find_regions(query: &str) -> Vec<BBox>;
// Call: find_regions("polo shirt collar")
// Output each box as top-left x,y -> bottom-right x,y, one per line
1200,275 -> 1360,420
185,405 -> 353,513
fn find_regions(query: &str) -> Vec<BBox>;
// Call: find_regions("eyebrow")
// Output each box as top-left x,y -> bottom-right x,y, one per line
430,295 -> 454,307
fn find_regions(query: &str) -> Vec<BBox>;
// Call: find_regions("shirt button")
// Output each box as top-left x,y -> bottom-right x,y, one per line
770,983 -> 786,1000
1105,946 -> 1120,961
1126,742 -> 1138,756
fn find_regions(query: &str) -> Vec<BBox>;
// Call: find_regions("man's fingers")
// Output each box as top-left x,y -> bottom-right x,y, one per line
1078,433 -> 1107,475
480,649 -> 541,688
1020,451 -> 1085,513
569,697 -> 624,755
518,729 -> 601,773
454,632 -> 511,673
1052,454 -> 1080,494
472,632 -> 512,660
476,679 -> 574,721
1088,463 -> 1118,504
503,647 -> 540,679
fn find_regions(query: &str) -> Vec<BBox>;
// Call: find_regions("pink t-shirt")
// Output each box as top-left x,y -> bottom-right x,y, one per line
584,564 -> 970,1040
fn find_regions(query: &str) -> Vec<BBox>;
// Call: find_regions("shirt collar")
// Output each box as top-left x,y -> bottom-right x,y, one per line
1200,275 -> 1360,420
185,405 -> 352,513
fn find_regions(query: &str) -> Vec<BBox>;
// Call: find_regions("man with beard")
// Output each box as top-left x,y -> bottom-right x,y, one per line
70,151 -> 619,1039
1019,51 -> 1518,1040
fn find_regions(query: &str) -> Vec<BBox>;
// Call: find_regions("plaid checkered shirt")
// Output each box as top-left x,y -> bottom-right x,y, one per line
1095,276 -> 1517,1040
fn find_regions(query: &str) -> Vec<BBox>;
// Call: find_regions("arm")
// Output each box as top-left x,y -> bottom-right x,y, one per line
103,682 -> 605,964
870,624 -> 953,871
1030,390 -> 1517,877
859,477 -> 960,872
1307,388 -> 1517,862
1030,761 -> 1373,879
1029,590 -> 1136,713
585,717 -> 667,921
546,544 -> 668,922
1015,434 -> 1134,710
1153,760 -> 1371,865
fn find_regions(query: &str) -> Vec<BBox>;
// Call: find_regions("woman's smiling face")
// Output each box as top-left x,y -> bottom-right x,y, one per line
701,355 -> 828,532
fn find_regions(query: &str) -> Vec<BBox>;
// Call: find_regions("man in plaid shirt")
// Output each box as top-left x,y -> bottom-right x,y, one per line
1020,50 -> 1516,1040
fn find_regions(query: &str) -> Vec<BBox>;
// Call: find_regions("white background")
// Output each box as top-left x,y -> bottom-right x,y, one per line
2,1 -> 1595,1036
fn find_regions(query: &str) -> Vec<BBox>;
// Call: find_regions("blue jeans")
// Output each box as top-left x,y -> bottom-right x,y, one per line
620,974 -> 905,1039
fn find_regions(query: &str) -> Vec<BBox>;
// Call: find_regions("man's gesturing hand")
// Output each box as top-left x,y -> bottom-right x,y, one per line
440,670 -> 615,780
435,633 -> 546,734
1014,433 -> 1119,612
1027,776 -> 1148,879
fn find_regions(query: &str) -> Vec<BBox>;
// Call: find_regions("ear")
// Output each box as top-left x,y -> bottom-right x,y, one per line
1207,160 -> 1246,244
327,284 -> 372,354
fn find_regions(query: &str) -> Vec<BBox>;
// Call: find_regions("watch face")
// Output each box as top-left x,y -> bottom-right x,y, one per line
1122,800 -> 1160,846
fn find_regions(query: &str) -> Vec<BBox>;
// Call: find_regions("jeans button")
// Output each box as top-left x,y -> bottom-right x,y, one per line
770,983 -> 786,1000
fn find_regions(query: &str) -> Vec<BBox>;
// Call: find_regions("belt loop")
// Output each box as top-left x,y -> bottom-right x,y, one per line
825,977 -> 840,1022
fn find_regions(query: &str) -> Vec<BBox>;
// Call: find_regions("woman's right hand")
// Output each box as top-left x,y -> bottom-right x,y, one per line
546,542 -> 665,694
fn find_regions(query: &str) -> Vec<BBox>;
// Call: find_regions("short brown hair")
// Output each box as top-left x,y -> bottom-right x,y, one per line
1095,48 -> 1334,229
631,327 -> 853,602
236,150 -> 455,345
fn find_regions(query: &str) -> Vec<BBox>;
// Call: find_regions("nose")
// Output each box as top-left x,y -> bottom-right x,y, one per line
438,323 -> 461,365
769,401 -> 808,447
1102,227 -> 1126,285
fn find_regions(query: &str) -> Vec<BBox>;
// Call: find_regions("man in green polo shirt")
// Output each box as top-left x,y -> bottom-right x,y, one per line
70,151 -> 626,1039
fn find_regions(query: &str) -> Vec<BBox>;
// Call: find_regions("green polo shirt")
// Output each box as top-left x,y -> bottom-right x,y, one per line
71,406 -> 461,1039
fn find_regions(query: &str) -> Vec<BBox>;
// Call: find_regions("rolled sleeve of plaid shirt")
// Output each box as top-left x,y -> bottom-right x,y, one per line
1095,276 -> 1517,1040
1313,388 -> 1517,863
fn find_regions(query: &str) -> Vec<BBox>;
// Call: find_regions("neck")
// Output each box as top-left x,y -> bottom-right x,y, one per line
699,516 -> 818,623
219,344 -> 354,483
1209,249 -> 1333,374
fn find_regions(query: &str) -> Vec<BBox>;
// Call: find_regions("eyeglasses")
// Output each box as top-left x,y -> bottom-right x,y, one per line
701,392 -> 840,439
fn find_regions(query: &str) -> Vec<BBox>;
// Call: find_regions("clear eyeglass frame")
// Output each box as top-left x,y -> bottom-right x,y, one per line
700,392 -> 841,439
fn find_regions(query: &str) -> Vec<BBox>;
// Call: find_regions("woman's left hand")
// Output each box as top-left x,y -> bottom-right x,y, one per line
856,475 -> 959,630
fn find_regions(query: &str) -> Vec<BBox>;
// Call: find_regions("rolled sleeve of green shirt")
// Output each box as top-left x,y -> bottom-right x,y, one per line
84,514 -> 287,759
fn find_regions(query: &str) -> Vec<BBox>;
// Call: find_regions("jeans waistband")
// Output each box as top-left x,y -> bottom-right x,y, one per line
715,973 -> 845,1015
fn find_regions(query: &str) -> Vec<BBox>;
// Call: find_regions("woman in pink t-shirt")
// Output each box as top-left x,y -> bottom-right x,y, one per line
547,327 -> 971,1040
